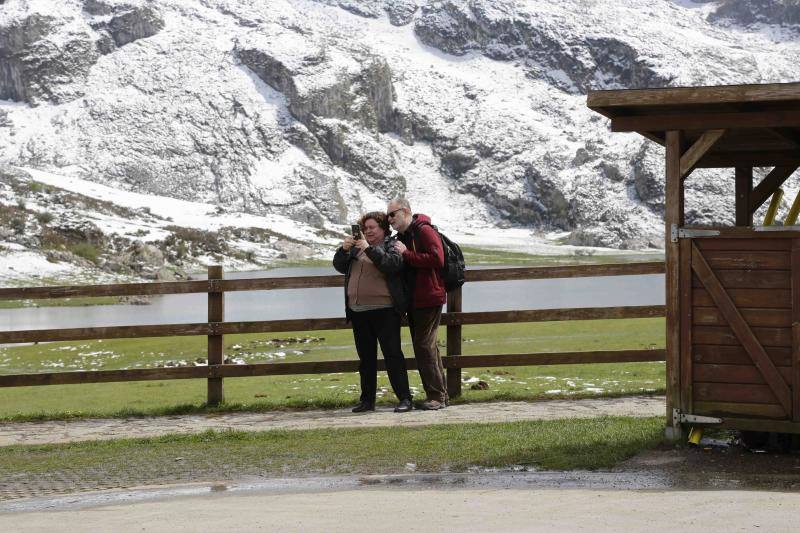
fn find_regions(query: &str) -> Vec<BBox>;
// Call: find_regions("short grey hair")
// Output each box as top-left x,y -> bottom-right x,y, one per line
389,197 -> 411,211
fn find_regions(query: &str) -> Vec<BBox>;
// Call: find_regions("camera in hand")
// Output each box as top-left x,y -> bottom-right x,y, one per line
351,224 -> 362,240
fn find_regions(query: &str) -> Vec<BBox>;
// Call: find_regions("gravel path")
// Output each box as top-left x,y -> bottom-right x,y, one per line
0,396 -> 665,447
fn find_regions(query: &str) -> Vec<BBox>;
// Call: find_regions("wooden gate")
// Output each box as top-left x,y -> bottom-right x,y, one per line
685,235 -> 798,423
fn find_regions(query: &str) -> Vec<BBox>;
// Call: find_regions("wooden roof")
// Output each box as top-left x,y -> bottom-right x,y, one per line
587,82 -> 800,168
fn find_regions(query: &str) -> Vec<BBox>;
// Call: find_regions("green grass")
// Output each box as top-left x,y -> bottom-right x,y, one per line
460,246 -> 663,266
0,416 -> 665,476
0,318 -> 665,421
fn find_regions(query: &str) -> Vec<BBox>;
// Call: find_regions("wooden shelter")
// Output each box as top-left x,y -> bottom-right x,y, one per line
587,82 -> 800,439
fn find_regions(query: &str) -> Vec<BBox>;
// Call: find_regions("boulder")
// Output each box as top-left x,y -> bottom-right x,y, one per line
45,249 -> 96,269
107,4 -> 164,47
337,0 -> 381,18
118,241 -> 166,273
384,0 -> 418,25
50,219 -> 106,246
84,0 -> 165,51
441,147 -> 480,176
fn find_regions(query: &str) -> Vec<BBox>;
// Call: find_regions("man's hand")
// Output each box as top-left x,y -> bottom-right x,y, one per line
355,238 -> 369,251
342,236 -> 355,251
393,240 -> 407,254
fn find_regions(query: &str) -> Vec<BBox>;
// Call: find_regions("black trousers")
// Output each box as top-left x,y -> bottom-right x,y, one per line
350,308 -> 412,403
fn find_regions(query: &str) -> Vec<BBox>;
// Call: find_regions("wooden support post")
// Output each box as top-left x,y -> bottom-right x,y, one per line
207,265 -> 224,406
735,167 -> 753,226
679,238 -> 693,415
446,286 -> 463,398
793,240 -> 800,422
665,130 -> 685,442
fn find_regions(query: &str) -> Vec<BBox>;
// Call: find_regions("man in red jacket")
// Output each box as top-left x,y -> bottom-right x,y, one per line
387,197 -> 448,410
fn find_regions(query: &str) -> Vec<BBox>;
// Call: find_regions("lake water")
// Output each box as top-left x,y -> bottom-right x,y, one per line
0,267 -> 665,332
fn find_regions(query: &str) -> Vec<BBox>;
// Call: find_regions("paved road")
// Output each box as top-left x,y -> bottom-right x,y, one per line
0,396 -> 665,446
4,485 -> 799,532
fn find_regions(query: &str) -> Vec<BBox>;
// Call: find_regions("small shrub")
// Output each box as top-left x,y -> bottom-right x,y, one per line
35,211 -> 54,225
68,242 -> 100,264
28,181 -> 43,193
10,217 -> 26,234
15,199 -> 25,210
175,241 -> 188,259
40,228 -> 69,250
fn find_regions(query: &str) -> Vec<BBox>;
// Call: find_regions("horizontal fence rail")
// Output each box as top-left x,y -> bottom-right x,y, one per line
0,350 -> 667,388
0,263 -> 667,402
0,305 -> 666,344
0,262 -> 665,300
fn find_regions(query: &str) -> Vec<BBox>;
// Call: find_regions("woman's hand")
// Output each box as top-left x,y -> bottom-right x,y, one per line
354,238 -> 369,251
342,236 -> 355,251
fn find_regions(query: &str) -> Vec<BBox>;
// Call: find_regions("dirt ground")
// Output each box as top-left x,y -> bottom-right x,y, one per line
616,440 -> 800,490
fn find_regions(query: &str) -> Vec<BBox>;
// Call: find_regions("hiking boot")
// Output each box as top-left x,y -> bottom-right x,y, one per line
415,399 -> 443,411
394,398 -> 413,413
351,401 -> 375,413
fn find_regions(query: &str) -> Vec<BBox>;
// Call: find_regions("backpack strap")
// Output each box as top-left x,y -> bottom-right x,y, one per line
411,221 -> 438,253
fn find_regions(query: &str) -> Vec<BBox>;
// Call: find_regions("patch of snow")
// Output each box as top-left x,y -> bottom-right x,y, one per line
0,250 -> 79,281
18,167 -> 334,245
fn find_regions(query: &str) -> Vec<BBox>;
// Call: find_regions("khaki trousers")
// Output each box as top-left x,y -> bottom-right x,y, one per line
408,306 -> 448,403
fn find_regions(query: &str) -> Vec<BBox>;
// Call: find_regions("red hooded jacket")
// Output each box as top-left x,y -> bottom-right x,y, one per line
398,214 -> 446,308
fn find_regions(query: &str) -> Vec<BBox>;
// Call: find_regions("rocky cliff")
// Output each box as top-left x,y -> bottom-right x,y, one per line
2,0 -> 800,278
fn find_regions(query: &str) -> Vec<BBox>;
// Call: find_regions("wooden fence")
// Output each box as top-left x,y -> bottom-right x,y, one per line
0,262 -> 667,405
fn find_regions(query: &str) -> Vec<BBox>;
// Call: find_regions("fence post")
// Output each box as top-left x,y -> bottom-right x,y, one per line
207,265 -> 224,406
446,286 -> 462,398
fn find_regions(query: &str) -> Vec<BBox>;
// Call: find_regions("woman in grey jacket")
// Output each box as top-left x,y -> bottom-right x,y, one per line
332,211 -> 412,413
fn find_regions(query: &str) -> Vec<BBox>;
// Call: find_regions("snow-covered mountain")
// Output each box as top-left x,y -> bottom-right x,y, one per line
1,0 -> 799,280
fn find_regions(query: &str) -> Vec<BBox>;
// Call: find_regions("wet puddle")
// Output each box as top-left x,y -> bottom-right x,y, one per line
3,468 -> 800,514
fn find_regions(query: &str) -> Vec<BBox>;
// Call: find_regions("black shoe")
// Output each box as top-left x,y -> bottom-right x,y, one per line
351,401 -> 375,413
394,398 -> 412,413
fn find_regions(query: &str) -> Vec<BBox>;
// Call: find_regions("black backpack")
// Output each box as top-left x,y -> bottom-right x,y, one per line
416,222 -> 465,292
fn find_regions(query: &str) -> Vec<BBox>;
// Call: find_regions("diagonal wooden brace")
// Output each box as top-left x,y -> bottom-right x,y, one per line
750,165 -> 799,215
680,129 -> 726,179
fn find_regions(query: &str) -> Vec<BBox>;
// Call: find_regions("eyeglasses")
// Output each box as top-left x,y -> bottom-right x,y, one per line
387,208 -> 404,219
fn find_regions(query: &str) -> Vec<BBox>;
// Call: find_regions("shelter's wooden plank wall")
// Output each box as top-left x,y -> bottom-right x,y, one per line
691,237 -> 792,419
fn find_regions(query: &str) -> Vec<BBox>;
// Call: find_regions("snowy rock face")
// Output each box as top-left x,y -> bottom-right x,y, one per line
235,26 -> 405,200
0,3 -> 99,104
709,0 -> 800,26
0,0 -> 165,105
1,0 -> 800,264
414,0 -> 673,93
